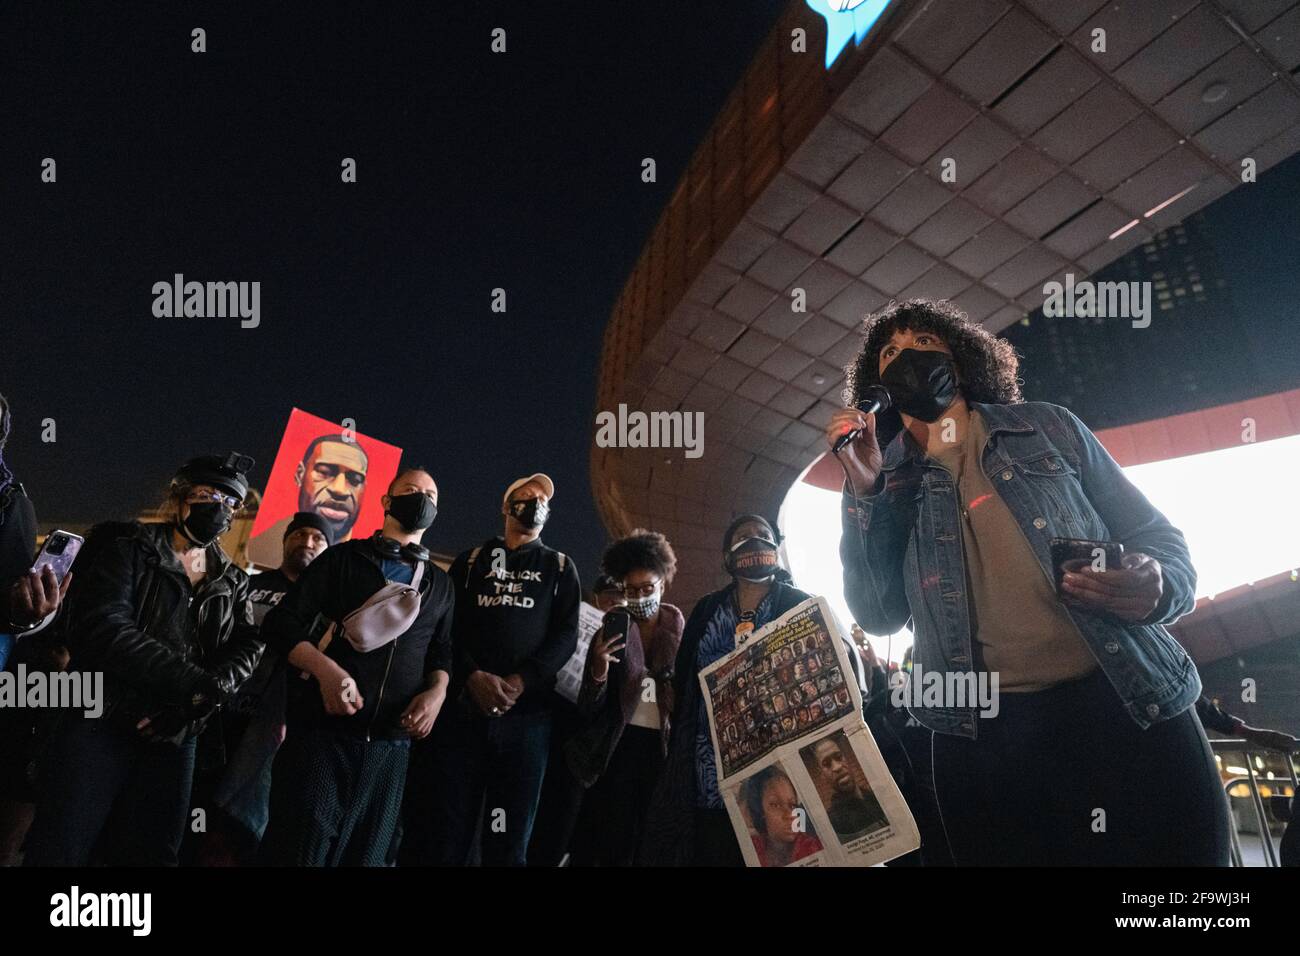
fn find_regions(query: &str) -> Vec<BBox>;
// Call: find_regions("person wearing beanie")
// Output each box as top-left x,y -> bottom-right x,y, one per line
198,512 -> 333,865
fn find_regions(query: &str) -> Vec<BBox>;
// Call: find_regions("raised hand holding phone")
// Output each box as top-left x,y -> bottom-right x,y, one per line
8,530 -> 81,630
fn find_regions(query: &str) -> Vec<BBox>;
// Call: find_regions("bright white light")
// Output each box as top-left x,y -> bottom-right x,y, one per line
1144,184 -> 1197,219
780,472 -> 914,665
1121,434 -> 1300,598
780,434 -> 1300,663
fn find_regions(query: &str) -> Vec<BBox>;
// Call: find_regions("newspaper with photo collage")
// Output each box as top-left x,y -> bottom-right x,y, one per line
698,596 -> 920,867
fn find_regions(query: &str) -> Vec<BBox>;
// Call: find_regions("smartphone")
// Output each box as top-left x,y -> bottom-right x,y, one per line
31,530 -> 85,585
1050,537 -> 1123,593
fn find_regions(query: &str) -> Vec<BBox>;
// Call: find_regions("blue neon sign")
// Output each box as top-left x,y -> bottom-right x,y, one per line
806,0 -> 894,69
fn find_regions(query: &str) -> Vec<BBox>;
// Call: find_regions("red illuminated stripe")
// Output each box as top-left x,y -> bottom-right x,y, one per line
1093,387 -> 1300,467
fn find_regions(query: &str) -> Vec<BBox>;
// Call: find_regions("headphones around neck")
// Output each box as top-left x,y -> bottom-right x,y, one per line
370,530 -> 430,563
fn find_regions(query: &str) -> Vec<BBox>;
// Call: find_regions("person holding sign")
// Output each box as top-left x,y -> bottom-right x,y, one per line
638,515 -> 866,866
258,467 -> 453,867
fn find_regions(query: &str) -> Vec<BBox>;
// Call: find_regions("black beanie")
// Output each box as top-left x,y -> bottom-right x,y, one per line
722,513 -> 779,552
284,511 -> 332,544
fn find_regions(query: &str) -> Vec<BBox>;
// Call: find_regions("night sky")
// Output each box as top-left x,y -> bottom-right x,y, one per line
2,0 -> 789,581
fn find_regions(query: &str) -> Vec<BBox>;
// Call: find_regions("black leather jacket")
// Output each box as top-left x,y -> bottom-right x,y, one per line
59,520 -> 265,742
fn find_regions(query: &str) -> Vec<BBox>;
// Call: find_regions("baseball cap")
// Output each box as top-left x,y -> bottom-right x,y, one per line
172,452 -> 255,501
593,573 -> 622,594
502,473 -> 555,506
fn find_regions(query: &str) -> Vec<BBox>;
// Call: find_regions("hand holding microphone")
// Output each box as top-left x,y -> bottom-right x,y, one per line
826,385 -> 889,496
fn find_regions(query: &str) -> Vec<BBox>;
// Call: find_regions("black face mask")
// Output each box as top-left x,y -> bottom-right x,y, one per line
507,497 -> 549,530
880,348 -> 960,423
387,492 -> 437,532
180,502 -> 232,547
726,536 -> 779,582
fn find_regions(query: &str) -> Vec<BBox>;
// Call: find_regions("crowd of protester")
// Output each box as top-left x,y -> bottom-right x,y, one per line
2,299 -> 1297,867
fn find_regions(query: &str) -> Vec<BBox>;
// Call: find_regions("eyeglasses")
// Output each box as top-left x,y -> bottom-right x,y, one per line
186,489 -> 241,510
623,579 -> 661,599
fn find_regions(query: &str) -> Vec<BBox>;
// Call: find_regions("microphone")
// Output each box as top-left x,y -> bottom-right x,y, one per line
832,385 -> 891,455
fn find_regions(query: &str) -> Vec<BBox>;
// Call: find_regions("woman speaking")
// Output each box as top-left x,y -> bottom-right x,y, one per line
829,298 -> 1228,866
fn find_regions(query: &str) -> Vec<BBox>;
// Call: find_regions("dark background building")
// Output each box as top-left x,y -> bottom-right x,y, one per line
591,0 -> 1300,608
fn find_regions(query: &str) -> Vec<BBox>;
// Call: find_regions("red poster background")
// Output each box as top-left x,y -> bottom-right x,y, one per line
247,408 -> 402,568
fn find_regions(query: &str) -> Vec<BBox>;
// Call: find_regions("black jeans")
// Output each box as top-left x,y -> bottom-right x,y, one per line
526,701 -> 586,867
892,717 -> 954,867
409,700 -> 552,866
569,725 -> 664,866
259,724 -> 410,867
932,668 -> 1231,866
24,713 -> 197,866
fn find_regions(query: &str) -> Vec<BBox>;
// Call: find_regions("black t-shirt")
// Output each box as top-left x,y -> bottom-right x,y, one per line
828,788 -> 888,839
247,567 -> 294,627
449,536 -> 581,711
227,567 -> 299,709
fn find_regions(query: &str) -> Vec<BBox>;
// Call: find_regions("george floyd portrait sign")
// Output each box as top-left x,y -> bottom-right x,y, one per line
246,408 -> 403,569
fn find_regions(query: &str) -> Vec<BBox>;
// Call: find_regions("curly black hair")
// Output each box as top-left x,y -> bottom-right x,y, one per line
602,528 -> 678,587
843,299 -> 1023,409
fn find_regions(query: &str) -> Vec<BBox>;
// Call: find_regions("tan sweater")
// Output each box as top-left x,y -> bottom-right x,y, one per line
928,410 -> 1097,692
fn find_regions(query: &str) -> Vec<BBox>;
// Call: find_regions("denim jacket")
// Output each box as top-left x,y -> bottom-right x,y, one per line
841,401 -> 1200,739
